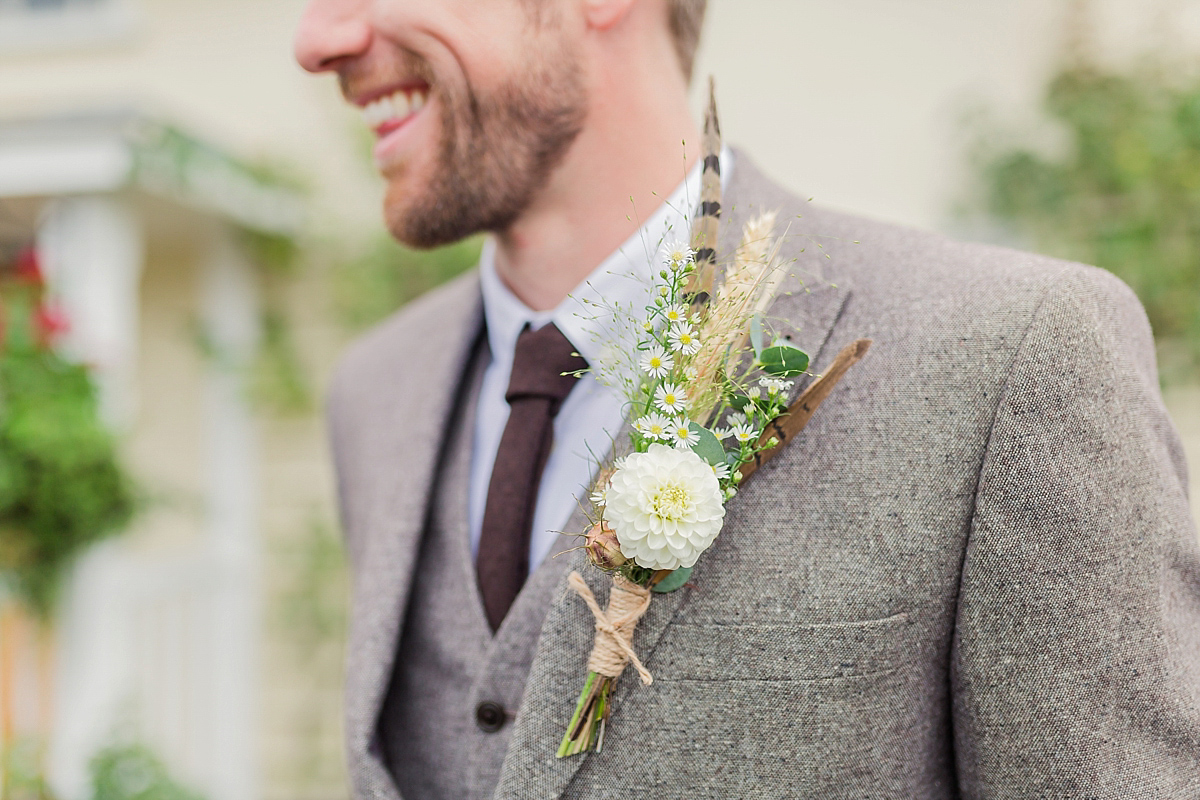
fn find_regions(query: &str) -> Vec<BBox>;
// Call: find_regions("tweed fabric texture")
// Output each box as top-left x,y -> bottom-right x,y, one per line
379,346 -> 489,800
370,338 -> 591,800
327,151 -> 1200,799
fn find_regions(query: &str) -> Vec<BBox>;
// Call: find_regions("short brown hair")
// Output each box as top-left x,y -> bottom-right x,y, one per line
668,0 -> 707,80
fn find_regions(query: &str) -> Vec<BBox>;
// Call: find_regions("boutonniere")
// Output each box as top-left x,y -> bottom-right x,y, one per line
557,82 -> 871,758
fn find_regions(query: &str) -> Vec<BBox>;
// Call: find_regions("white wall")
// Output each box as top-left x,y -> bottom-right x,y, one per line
694,0 -> 1200,232
0,0 -> 380,237
7,0 -> 1199,237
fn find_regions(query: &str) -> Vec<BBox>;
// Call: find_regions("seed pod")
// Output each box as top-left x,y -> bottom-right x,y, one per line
585,523 -> 626,570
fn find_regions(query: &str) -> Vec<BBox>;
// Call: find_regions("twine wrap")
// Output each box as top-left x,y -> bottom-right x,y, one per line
567,571 -> 654,685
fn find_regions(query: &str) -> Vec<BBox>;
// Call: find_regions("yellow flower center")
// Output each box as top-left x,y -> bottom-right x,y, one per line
650,482 -> 691,520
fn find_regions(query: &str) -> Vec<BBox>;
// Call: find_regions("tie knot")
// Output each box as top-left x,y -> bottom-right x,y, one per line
506,323 -> 587,407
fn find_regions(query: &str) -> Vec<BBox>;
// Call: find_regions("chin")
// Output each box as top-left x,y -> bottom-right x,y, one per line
383,189 -> 458,250
382,170 -> 439,250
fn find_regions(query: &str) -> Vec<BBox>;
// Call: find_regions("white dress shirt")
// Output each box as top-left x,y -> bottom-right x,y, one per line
469,148 -> 734,572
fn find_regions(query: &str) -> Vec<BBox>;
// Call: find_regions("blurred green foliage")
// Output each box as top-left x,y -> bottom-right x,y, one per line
274,515 -> 348,649
0,289 -> 136,617
1,736 -> 50,800
90,744 -> 203,800
975,65 -> 1200,375
268,514 -> 350,794
334,234 -> 481,331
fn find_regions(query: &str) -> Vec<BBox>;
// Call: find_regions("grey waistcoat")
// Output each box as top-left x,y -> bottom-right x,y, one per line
378,343 -> 581,800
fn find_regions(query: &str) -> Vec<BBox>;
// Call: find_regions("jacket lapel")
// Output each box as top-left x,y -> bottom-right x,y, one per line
345,273 -> 485,800
494,151 -> 853,799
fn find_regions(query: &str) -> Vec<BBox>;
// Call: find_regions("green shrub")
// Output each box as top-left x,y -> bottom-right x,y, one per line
90,744 -> 203,800
0,289 -> 135,616
972,65 -> 1200,377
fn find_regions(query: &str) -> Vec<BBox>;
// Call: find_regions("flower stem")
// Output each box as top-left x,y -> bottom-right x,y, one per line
557,672 -> 615,758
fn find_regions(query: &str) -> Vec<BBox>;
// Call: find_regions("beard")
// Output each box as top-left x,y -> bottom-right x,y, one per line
384,43 -> 587,249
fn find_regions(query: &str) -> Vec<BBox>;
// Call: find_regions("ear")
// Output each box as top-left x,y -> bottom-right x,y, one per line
582,0 -> 637,30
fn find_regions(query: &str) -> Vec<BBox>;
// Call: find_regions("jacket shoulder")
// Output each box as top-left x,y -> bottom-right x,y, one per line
327,268 -> 481,406
729,149 -> 1146,334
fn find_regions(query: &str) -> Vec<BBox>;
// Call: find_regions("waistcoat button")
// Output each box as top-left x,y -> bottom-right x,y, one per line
475,701 -> 506,733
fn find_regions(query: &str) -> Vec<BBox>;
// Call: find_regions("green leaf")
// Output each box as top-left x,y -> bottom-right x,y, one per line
749,313 -> 765,360
652,567 -> 693,594
758,344 -> 810,377
688,423 -> 727,467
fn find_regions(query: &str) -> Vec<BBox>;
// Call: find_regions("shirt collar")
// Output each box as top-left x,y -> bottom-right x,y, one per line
479,147 -> 734,369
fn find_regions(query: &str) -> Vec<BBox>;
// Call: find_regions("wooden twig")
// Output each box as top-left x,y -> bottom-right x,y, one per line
738,338 -> 872,483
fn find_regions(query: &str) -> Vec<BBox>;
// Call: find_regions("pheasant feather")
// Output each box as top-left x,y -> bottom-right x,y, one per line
684,76 -> 722,311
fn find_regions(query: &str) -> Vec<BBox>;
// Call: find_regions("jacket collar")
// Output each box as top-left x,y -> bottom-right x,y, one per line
345,273 -> 486,800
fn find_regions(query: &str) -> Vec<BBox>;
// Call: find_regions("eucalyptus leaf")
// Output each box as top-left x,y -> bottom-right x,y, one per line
758,344 -> 810,377
652,566 -> 693,594
688,423 -> 727,467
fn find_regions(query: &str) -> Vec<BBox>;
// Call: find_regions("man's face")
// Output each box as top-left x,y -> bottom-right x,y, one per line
295,0 -> 587,248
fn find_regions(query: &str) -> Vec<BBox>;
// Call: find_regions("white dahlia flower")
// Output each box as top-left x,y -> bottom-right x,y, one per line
604,444 -> 726,571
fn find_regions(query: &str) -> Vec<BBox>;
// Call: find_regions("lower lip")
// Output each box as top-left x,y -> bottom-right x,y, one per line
371,105 -> 427,166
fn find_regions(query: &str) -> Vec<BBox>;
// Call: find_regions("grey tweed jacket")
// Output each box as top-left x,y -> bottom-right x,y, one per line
327,151 -> 1200,798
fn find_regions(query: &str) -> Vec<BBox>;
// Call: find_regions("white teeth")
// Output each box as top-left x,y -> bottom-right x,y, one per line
360,88 -> 429,129
393,92 -> 411,119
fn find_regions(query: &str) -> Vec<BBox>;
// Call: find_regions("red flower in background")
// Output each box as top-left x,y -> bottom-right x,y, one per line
15,246 -> 43,285
35,303 -> 70,347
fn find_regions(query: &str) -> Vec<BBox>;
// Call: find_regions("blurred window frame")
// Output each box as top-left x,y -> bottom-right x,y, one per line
0,0 -> 138,55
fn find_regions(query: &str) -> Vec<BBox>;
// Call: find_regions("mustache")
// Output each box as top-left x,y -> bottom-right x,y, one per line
337,47 -> 436,101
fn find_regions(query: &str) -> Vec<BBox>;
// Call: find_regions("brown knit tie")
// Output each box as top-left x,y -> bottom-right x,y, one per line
478,323 -> 587,632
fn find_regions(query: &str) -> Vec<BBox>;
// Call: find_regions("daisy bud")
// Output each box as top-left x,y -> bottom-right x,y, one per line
585,523 -> 627,570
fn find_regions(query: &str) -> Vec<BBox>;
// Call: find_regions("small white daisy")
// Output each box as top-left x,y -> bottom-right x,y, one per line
759,376 -> 794,396
713,426 -> 733,441
668,324 -> 701,355
654,382 -> 689,414
746,386 -> 762,401
732,423 -> 757,444
727,411 -> 748,428
635,413 -> 673,442
662,240 -> 695,270
639,346 -> 674,378
711,462 -> 732,481
662,303 -> 688,324
671,419 -> 699,449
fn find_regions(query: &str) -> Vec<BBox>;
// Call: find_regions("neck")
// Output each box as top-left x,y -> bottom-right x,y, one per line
492,69 -> 701,311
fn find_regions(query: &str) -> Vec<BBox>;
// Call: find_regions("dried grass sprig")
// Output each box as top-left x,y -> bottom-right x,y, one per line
689,212 -> 787,421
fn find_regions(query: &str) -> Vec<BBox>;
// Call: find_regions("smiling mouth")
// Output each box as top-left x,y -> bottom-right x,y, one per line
361,85 -> 430,135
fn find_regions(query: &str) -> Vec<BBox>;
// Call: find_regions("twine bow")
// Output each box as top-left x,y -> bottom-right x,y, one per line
567,571 -> 654,685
